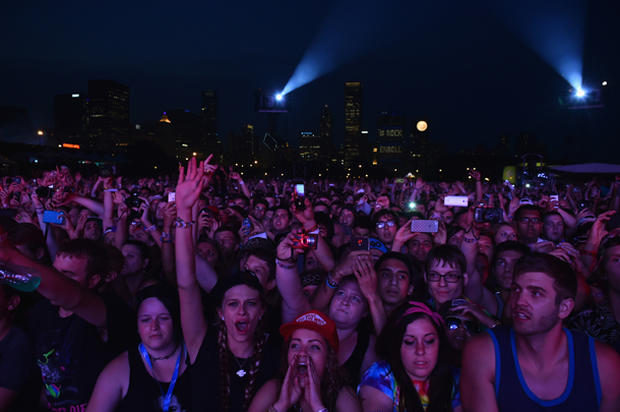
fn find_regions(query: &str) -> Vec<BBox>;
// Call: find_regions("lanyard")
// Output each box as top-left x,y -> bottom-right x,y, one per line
138,343 -> 186,412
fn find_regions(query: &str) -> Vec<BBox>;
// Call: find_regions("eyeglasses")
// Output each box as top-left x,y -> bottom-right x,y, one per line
427,272 -> 462,283
445,317 -> 480,334
376,221 -> 396,229
519,217 -> 541,224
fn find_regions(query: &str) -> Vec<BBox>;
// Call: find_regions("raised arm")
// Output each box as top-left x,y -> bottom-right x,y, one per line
461,228 -> 498,316
0,247 -> 107,328
276,232 -> 311,323
67,194 -> 104,217
175,156 -> 212,362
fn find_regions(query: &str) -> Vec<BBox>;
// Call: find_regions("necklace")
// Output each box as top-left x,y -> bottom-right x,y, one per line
150,344 -> 179,361
233,355 -> 249,377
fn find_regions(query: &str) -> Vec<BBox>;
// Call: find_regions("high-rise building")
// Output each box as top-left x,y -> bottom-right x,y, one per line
344,82 -> 362,167
319,104 -> 332,157
87,80 -> 130,150
54,93 -> 88,143
376,111 -> 405,165
200,90 -> 219,155
299,131 -> 320,161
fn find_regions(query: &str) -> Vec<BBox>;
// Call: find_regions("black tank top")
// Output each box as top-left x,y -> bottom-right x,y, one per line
342,327 -> 370,386
117,345 -> 192,412
488,327 -> 601,412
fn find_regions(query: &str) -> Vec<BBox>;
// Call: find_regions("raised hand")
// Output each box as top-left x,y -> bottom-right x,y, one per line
353,254 -> 379,302
176,157 -> 205,213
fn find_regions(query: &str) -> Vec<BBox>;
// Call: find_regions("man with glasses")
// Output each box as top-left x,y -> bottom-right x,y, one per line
372,210 -> 398,249
514,205 -> 544,246
424,245 -> 470,307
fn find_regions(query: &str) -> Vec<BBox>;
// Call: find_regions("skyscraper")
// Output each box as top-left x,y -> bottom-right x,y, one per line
54,93 -> 88,142
376,111 -> 405,165
87,80 -> 130,150
344,82 -> 362,167
200,90 -> 219,155
319,104 -> 332,158
299,131 -> 320,161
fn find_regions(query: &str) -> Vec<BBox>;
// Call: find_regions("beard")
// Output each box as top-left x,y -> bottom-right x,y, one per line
513,304 -> 561,336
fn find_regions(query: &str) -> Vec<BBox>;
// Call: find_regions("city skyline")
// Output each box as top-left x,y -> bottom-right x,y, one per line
2,1 -> 619,162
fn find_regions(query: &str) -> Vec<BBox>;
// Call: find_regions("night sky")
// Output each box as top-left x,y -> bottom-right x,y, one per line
2,0 -> 619,162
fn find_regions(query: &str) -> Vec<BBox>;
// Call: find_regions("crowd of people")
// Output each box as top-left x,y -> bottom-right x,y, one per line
1,156 -> 620,412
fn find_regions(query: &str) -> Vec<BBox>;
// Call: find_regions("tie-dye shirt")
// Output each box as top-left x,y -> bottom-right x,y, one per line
358,361 -> 460,411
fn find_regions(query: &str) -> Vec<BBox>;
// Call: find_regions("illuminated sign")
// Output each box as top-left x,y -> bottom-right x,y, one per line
62,143 -> 80,149
379,145 -> 402,154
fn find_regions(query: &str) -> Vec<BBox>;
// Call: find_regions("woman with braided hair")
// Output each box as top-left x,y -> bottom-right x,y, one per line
175,157 -> 279,412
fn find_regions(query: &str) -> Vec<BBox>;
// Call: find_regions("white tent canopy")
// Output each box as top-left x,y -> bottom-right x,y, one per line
549,163 -> 620,174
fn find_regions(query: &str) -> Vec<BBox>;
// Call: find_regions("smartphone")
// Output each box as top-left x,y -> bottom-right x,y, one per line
410,220 -> 439,233
168,192 -> 176,202
444,196 -> 468,207
241,218 -> 252,234
294,184 -> 306,210
550,194 -> 559,202
42,210 -> 65,225
294,184 -> 305,197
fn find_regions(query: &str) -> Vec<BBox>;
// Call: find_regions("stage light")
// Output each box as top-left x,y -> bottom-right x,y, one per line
275,93 -> 283,101
575,88 -> 586,98
602,81 -> 607,87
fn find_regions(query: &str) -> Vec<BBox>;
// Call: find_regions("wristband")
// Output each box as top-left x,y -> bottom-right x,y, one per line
174,217 -> 194,229
104,188 -> 117,192
326,273 -> 339,289
145,224 -> 157,232
275,258 -> 296,269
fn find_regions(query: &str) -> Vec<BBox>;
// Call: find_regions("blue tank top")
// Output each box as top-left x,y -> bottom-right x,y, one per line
487,327 -> 602,412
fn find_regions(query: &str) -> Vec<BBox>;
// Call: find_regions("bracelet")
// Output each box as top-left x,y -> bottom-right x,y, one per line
316,409 -> 328,412
326,273 -> 339,289
104,188 -> 117,192
276,258 -> 296,269
161,231 -> 170,239
145,224 -> 157,232
174,217 -> 194,229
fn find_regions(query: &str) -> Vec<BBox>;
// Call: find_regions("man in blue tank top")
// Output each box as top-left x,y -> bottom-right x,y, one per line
460,252 -> 620,412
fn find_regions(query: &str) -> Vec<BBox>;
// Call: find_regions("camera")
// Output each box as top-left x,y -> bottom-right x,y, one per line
474,207 -> 503,224
292,233 -> 318,250
125,194 -> 144,221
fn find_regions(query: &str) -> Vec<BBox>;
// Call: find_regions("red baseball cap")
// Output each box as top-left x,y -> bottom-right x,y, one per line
279,310 -> 339,352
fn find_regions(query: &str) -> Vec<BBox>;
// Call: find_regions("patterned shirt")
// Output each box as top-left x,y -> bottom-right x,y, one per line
358,361 -> 460,412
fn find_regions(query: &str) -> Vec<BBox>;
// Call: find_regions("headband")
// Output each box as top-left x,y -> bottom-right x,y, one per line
401,301 -> 445,328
